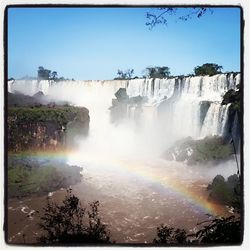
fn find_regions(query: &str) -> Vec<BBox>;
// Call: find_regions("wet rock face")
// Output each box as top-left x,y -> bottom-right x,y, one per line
110,88 -> 147,124
162,136 -> 234,165
8,106 -> 89,152
200,101 -> 211,127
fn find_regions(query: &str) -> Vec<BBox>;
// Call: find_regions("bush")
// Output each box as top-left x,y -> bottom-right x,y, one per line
39,189 -> 112,244
153,225 -> 188,245
207,174 -> 241,211
196,216 -> 241,244
153,216 -> 241,245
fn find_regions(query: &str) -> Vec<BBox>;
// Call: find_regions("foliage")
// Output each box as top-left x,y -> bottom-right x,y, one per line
222,83 -> 241,112
164,136 -> 234,165
8,106 -> 82,127
8,92 -> 41,107
39,189 -> 112,244
194,63 -> 223,76
37,66 -> 70,82
207,174 -> 241,209
196,216 -> 241,244
8,106 -> 89,152
50,71 -> 58,81
8,157 -> 82,198
153,216 -> 241,245
153,225 -> 188,245
114,69 -> 134,80
146,8 -> 213,29
144,66 -> 170,78
38,66 -> 52,81
190,137 -> 233,163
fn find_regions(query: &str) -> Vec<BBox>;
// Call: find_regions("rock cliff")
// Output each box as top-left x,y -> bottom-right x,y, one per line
8,105 -> 89,152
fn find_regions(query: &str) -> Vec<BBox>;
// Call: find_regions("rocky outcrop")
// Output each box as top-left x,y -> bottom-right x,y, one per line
8,106 -> 89,152
109,88 -> 147,124
163,136 -> 234,165
221,84 -> 241,151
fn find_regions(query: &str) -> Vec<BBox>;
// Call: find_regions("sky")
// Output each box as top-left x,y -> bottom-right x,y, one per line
7,7 -> 241,80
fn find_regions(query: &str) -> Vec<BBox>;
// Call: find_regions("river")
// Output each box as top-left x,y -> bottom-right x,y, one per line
7,155 -> 235,244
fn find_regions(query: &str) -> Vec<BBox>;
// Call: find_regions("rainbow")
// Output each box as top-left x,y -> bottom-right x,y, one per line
67,151 -> 228,217
121,161 -> 226,216
8,150 -> 227,217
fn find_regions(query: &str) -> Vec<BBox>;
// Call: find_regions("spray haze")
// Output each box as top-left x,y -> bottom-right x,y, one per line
8,74 -> 240,167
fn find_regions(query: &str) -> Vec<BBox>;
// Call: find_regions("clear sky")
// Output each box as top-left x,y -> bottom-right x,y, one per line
8,7 -> 241,80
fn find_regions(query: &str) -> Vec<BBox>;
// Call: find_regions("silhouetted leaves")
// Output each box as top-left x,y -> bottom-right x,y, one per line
39,189 -> 112,244
153,224 -> 188,245
153,216 -> 241,245
114,69 -> 134,80
37,66 -> 70,82
146,8 -> 213,29
196,216 -> 241,244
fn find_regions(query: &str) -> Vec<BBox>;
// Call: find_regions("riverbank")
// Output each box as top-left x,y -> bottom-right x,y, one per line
8,154 -> 82,198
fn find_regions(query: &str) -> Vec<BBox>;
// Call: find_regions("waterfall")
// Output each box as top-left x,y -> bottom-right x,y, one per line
200,103 -> 230,137
8,73 -> 240,141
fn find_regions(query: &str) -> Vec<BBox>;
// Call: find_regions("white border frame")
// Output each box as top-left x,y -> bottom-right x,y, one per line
0,1 -> 249,250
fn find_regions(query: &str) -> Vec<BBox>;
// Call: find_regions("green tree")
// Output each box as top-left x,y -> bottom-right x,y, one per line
194,63 -> 223,76
114,69 -> 134,80
51,71 -> 58,81
145,66 -> 170,78
39,189 -> 112,244
37,66 -> 51,81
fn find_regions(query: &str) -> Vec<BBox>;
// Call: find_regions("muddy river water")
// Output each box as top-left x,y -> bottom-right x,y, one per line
7,154 -> 235,244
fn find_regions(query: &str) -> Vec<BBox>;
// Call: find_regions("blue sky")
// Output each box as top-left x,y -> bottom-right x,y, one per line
8,7 -> 241,80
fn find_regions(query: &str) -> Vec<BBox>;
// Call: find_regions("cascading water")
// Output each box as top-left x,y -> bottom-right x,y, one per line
200,103 -> 230,137
8,73 -> 240,144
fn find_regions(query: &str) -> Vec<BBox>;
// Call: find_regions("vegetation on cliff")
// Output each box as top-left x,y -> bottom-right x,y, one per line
163,136 -> 234,165
8,106 -> 86,126
222,83 -> 241,113
221,81 -> 241,151
8,105 -> 89,152
8,156 -> 82,198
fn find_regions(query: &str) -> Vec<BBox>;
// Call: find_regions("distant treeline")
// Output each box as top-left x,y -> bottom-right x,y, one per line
114,63 -> 239,80
8,63 -> 239,82
8,66 -> 74,82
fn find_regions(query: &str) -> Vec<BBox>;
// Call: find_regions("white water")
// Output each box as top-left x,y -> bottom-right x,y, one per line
8,74 -> 241,166
8,73 -> 240,144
